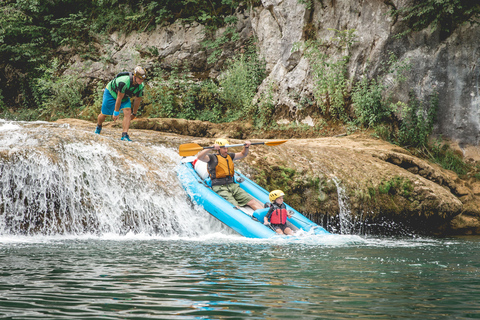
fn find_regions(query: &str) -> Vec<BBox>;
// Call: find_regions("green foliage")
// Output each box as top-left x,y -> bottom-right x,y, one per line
144,46 -> 265,123
253,81 -> 276,128
396,92 -> 439,148
391,0 -> 480,37
0,0 -> 257,112
352,76 -> 391,127
203,16 -> 240,64
218,50 -> 266,122
144,65 -> 182,118
426,139 -> 470,176
91,0 -> 251,32
50,12 -> 93,48
378,176 -> 414,197
34,59 -> 86,121
300,29 -> 357,122
352,53 -> 412,128
78,82 -> 105,122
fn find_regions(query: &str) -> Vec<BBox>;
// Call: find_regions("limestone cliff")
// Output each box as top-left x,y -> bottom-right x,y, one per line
67,0 -> 480,150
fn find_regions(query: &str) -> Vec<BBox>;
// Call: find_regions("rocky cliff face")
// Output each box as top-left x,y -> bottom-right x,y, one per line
252,0 -> 480,147
68,0 -> 480,150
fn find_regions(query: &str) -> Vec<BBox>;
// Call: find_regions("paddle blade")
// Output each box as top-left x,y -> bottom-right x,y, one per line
264,140 -> 288,146
179,143 -> 203,157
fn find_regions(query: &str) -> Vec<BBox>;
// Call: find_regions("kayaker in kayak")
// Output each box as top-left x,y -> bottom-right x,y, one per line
196,138 -> 263,211
264,190 -> 294,235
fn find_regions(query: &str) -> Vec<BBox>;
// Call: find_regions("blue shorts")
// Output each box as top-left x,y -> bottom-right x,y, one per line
101,89 -> 131,116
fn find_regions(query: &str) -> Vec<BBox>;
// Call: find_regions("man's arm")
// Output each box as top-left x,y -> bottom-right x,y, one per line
234,140 -> 251,160
132,97 -> 142,118
198,143 -> 221,162
112,92 -> 125,122
196,149 -> 210,163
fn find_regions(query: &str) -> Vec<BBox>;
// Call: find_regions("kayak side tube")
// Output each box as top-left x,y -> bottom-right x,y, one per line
177,162 -> 276,238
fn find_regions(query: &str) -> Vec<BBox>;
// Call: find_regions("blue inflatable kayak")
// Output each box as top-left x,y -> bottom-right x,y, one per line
177,157 -> 330,238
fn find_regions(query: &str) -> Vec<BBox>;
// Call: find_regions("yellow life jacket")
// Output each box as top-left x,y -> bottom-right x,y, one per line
208,153 -> 235,186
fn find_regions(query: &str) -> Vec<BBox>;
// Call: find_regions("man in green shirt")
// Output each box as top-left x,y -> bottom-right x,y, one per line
95,66 -> 146,141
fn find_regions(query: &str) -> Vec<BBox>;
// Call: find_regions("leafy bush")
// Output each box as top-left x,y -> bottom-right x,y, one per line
352,53 -> 412,128
78,82 -> 105,122
252,81 -> 276,128
378,176 -> 414,197
300,29 -> 357,122
352,77 -> 391,127
427,139 -> 470,176
396,92 -> 438,148
34,59 -> 86,121
143,46 -> 265,123
218,51 -> 266,122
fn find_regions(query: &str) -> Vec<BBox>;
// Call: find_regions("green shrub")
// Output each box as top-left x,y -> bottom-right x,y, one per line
252,81 -> 275,128
78,82 -> 105,122
396,92 -> 438,148
218,52 -> 266,122
34,59 -> 86,121
352,53 -> 411,128
378,176 -> 413,197
143,50 -> 266,123
352,77 -> 391,127
427,139 -> 470,176
300,29 -> 357,122
143,66 -> 178,118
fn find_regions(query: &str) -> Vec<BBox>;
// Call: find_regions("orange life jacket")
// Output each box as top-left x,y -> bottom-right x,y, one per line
207,153 -> 235,186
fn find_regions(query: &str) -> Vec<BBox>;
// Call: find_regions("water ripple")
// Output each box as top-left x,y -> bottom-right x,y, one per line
1,237 -> 480,319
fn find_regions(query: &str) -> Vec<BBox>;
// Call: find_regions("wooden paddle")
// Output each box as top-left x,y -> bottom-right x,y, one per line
179,140 -> 287,157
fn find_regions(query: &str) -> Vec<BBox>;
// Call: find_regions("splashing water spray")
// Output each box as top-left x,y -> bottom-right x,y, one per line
0,120 -> 226,237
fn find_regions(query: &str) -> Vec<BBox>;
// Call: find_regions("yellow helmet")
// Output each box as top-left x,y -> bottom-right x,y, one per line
269,190 -> 285,202
133,66 -> 146,79
215,138 -> 229,147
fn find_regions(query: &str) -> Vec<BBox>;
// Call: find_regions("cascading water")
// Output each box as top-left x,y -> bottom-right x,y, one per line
331,177 -> 355,234
0,120 -> 227,237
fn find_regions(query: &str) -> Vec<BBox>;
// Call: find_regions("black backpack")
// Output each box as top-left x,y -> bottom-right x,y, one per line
111,72 -> 133,91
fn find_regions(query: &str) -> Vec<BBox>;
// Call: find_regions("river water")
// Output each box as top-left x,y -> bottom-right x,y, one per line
1,120 -> 480,319
1,234 -> 479,319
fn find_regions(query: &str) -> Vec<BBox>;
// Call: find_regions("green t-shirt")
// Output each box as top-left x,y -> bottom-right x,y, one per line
106,75 -> 144,102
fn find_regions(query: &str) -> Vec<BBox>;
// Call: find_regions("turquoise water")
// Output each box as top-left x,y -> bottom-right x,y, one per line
1,235 -> 479,319
1,120 -> 479,319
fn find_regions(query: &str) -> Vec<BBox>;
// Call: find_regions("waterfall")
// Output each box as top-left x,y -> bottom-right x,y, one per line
0,120 -> 225,237
332,177 -> 354,234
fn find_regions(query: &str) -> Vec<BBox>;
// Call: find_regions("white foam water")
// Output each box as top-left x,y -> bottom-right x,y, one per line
0,120 -> 227,237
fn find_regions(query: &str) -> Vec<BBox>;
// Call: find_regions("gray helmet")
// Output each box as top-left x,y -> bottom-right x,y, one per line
133,66 -> 146,79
